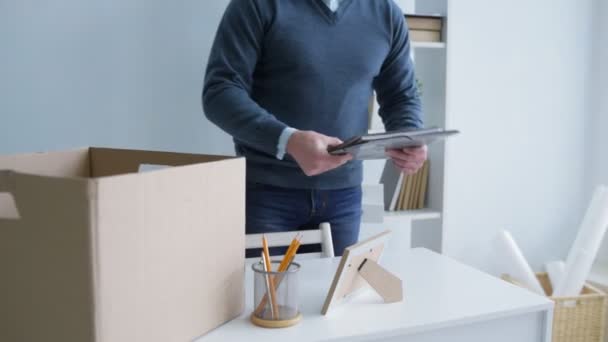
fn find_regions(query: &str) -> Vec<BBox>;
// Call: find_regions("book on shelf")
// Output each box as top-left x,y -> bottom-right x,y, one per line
381,160 -> 430,211
418,161 -> 429,209
395,175 -> 403,211
410,30 -> 442,43
400,170 -> 411,211
405,14 -> 444,43
407,166 -> 418,210
405,14 -> 444,31
398,172 -> 411,210
382,162 -> 404,211
401,168 -> 421,210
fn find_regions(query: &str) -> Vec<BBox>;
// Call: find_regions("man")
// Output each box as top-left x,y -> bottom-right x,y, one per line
203,0 -> 427,256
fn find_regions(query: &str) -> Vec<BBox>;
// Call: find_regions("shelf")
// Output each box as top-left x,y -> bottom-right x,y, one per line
384,209 -> 441,221
412,41 -> 446,49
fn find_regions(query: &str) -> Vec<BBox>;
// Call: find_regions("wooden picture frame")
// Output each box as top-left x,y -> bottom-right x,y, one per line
321,230 -> 402,315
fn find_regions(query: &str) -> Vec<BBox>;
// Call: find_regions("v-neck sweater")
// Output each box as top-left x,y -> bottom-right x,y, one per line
203,0 -> 423,189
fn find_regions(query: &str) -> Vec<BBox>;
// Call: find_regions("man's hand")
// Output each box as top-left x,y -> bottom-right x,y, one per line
386,145 -> 428,175
286,130 -> 352,176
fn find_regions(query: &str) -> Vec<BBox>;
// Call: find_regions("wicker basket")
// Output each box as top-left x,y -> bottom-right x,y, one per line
502,272 -> 607,342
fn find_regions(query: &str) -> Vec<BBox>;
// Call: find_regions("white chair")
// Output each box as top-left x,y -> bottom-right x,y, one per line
246,222 -> 334,259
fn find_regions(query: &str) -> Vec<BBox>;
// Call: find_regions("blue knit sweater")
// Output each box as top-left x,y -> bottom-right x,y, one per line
203,0 -> 423,189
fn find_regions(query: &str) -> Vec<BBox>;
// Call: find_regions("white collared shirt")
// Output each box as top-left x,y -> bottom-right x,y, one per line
322,0 -> 342,12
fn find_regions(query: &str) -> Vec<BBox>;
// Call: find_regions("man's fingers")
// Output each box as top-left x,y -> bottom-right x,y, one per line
289,131 -> 353,177
387,149 -> 427,163
386,150 -> 423,163
327,153 -> 352,167
402,145 -> 426,154
305,154 -> 352,176
393,159 -> 421,170
400,166 -> 419,176
403,150 -> 424,158
385,150 -> 408,162
392,157 -> 425,176
325,136 -> 344,147
394,162 -> 418,175
337,153 -> 352,163
387,144 -> 427,176
403,145 -> 425,153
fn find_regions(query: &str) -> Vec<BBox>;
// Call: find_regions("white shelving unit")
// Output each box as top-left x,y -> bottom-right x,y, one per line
361,0 -> 448,253
412,41 -> 446,49
384,209 -> 442,221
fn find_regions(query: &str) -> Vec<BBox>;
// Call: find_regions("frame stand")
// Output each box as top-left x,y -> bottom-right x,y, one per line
358,258 -> 403,303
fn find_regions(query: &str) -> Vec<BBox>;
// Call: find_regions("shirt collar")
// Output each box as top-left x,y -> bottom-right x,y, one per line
321,0 -> 342,12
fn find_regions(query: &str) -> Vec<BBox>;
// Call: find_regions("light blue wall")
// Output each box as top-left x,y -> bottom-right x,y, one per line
0,0 -> 233,155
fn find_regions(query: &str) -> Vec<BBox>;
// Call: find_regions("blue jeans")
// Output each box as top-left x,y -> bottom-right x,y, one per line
246,182 -> 362,257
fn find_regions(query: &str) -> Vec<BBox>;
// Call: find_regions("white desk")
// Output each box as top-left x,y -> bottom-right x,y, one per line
197,248 -> 553,342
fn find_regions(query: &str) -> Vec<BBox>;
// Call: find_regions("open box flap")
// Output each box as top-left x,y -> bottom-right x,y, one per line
0,148 -> 91,178
89,147 -> 235,178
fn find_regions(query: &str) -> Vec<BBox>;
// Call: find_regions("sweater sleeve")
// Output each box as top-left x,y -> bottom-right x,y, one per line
202,0 -> 287,157
373,3 -> 424,132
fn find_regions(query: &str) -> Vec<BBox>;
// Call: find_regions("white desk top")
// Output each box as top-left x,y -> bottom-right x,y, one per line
198,248 -> 552,342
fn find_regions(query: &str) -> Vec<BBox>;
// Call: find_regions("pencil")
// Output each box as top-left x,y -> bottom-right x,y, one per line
278,234 -> 301,272
260,252 -> 276,319
262,235 -> 279,317
262,235 -> 273,271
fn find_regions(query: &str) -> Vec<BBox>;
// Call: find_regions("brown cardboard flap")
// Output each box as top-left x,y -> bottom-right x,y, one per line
0,148 -> 90,178
90,147 -> 233,177
0,172 -> 95,342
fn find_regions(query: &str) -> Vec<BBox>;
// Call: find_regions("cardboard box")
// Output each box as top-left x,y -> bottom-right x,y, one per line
0,147 -> 245,342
